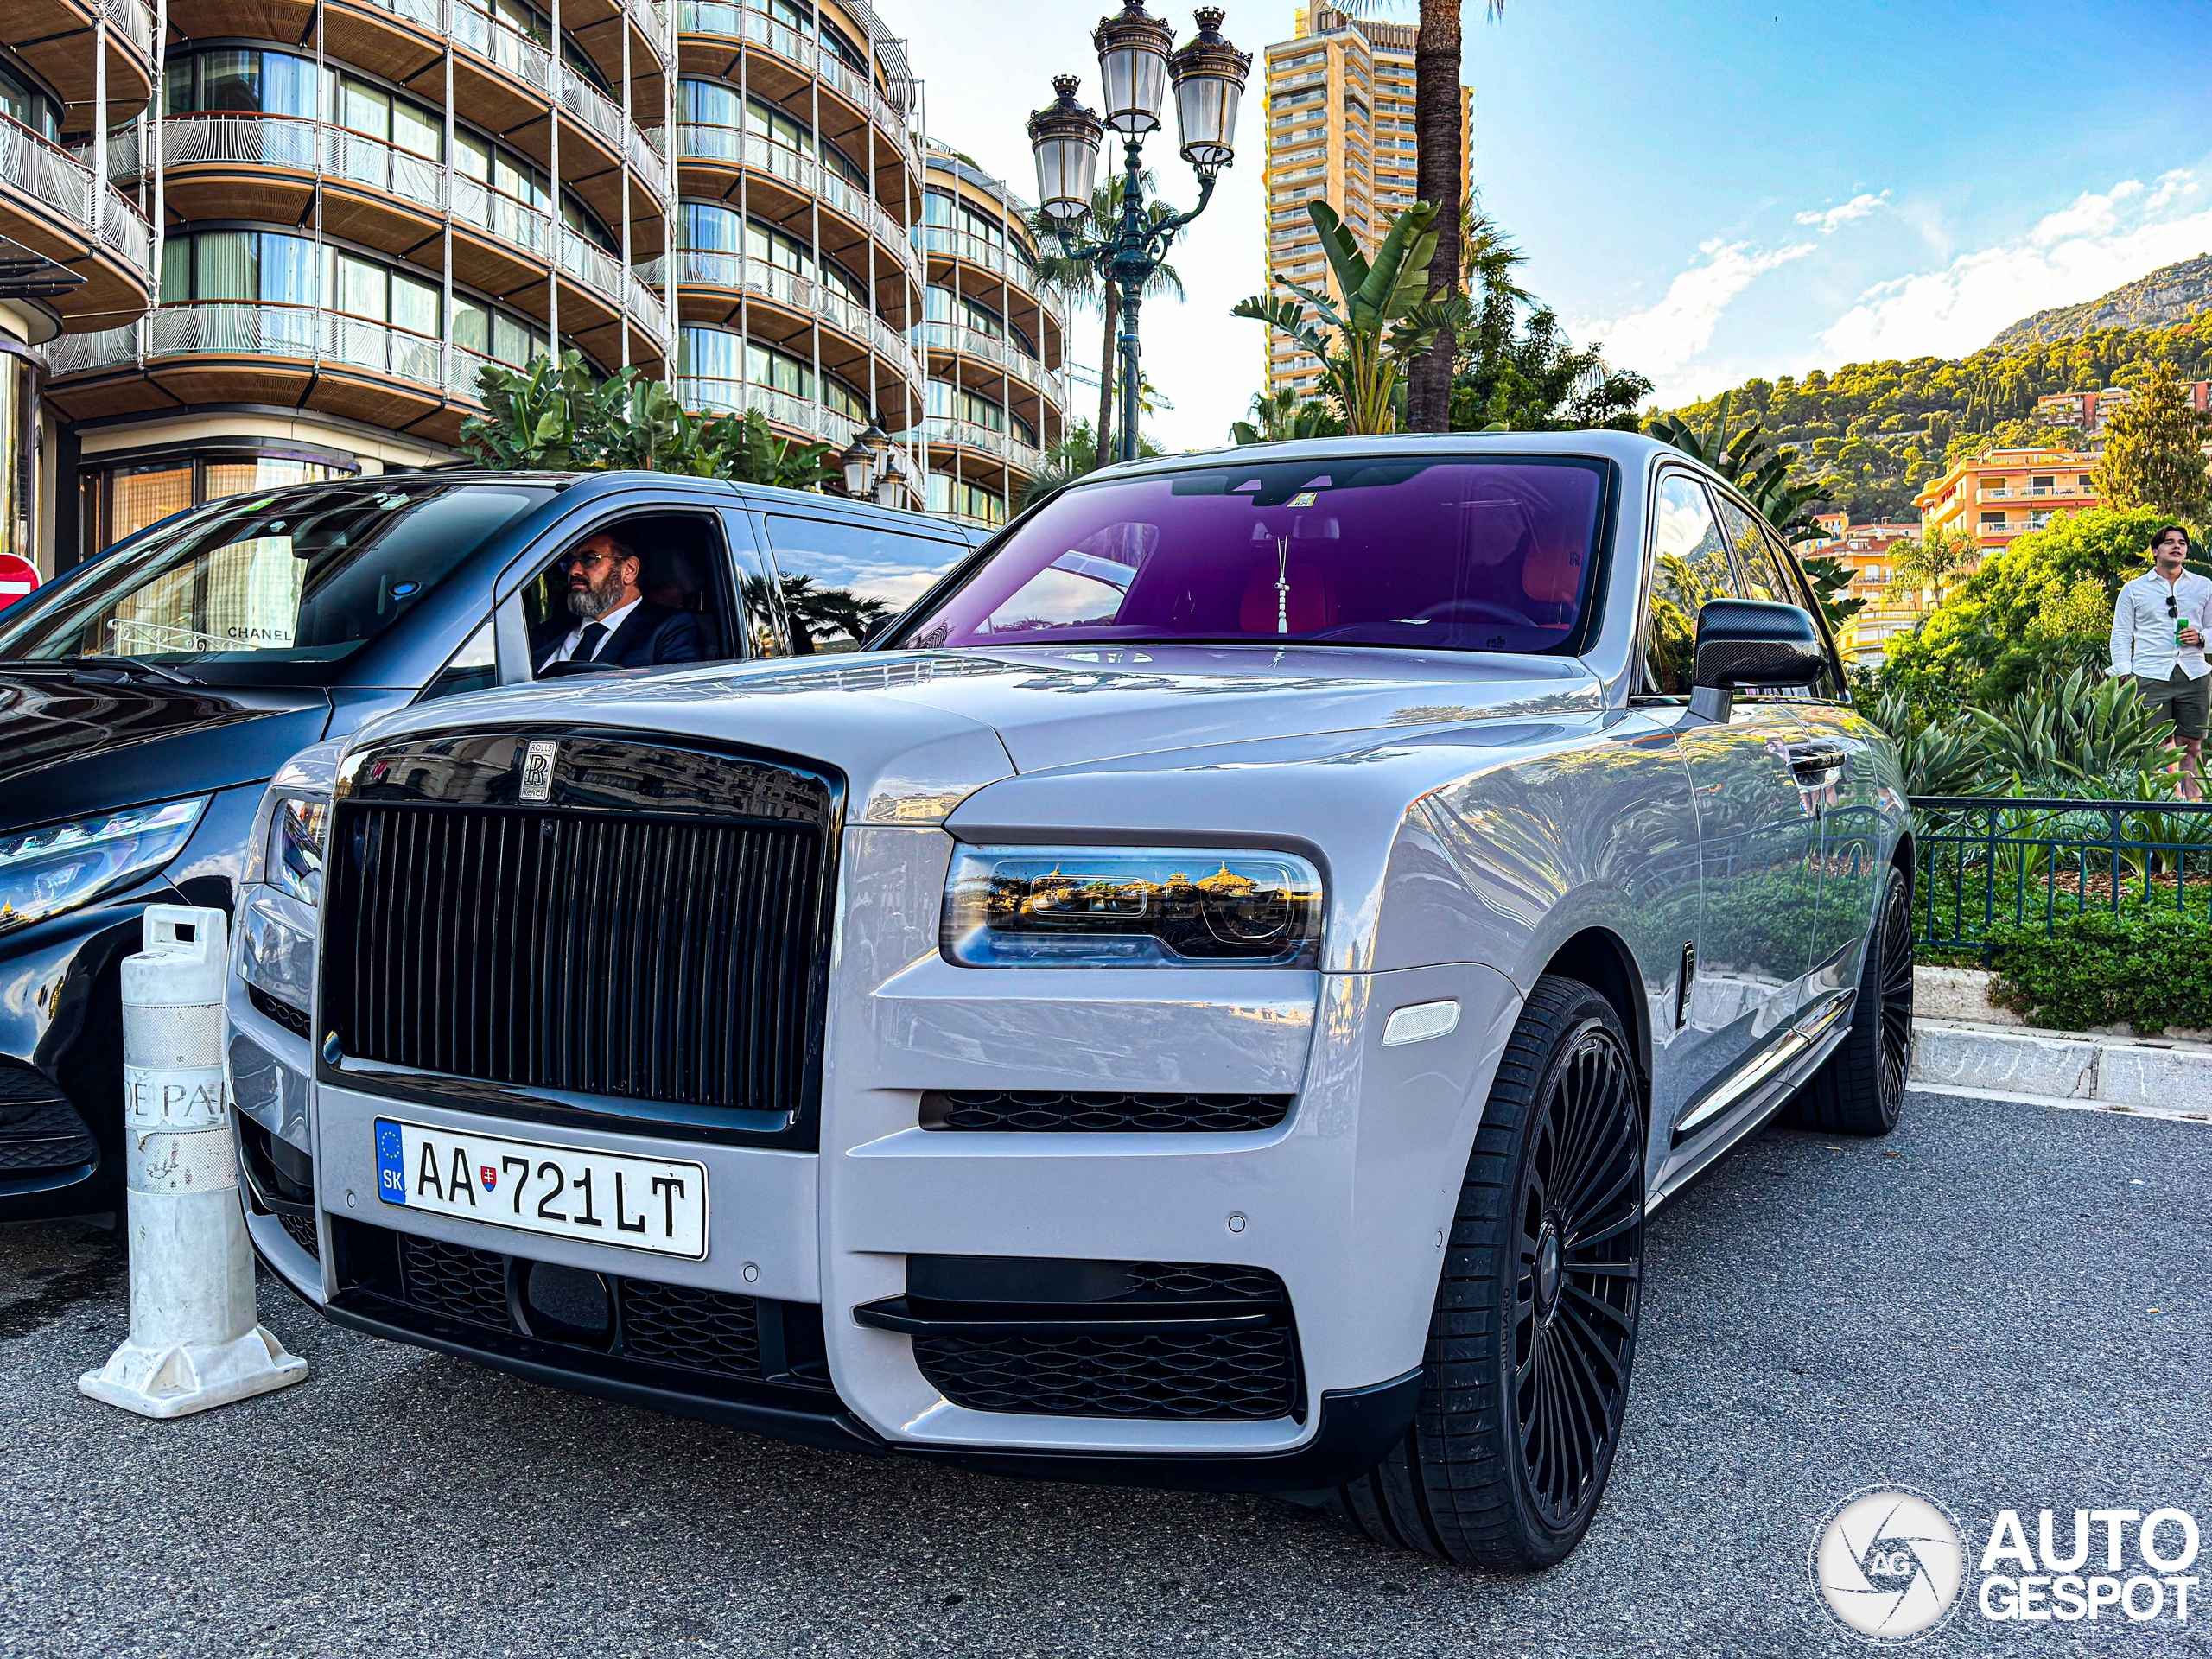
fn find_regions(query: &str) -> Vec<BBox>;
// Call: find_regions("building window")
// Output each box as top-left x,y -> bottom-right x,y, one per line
925,379 -> 1038,448
926,474 -> 1007,526
677,325 -> 868,421
680,79 -> 868,188
678,200 -> 868,306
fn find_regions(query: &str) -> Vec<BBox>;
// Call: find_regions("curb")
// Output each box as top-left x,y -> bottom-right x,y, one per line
1908,1021 -> 2212,1118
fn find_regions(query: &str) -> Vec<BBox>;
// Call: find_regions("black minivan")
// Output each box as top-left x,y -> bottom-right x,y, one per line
0,469 -> 979,1219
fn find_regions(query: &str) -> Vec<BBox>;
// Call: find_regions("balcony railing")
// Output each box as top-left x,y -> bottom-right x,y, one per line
334,0 -> 668,203
663,248 -> 921,383
0,118 -> 150,278
116,117 -> 665,339
906,415 -> 1039,475
675,124 -> 919,279
915,321 -> 1052,400
914,224 -> 1069,332
96,0 -> 156,60
675,373 -> 862,445
41,302 -> 497,404
676,0 -> 920,172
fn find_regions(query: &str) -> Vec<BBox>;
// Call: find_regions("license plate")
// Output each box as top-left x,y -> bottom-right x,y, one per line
373,1117 -> 708,1259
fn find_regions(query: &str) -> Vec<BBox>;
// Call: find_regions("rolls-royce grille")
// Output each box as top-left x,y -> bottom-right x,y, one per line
326,804 -> 823,1120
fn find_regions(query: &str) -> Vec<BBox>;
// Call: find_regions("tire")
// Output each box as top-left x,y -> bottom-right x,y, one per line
1318,975 -> 1644,1570
1786,861 -> 1913,1137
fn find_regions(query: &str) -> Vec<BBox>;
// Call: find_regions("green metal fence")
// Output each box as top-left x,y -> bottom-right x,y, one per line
1908,795 -> 2212,963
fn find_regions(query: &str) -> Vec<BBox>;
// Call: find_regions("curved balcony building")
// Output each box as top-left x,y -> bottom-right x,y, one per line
44,0 -> 677,560
665,0 -> 925,470
0,0 -> 157,565
907,143 -> 1069,528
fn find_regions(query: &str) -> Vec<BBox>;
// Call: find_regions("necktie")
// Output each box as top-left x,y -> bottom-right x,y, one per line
574,621 -> 608,663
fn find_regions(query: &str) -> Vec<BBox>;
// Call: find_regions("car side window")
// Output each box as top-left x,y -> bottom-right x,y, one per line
518,513 -> 735,677
1764,527 -> 1848,702
1643,474 -> 1741,696
726,517 -> 793,658
420,617 -> 496,701
1716,498 -> 1789,603
763,513 -> 966,655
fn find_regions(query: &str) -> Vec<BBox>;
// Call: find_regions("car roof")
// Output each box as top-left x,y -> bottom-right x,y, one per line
189,468 -> 976,538
1071,429 -> 1700,488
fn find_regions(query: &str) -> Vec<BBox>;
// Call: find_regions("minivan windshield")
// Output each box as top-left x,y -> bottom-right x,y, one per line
0,481 -> 552,676
890,456 -> 1608,655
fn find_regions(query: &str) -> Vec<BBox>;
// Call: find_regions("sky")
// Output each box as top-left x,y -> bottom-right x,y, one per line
899,1 -> 2212,453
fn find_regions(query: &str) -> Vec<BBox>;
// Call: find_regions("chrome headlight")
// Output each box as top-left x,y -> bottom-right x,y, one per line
267,798 -> 329,906
238,893 -> 317,1020
0,798 -> 207,933
944,846 -> 1324,968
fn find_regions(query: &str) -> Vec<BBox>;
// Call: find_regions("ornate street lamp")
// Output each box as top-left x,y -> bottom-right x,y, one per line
873,443 -> 910,510
841,419 -> 892,499
1030,5 -> 1249,466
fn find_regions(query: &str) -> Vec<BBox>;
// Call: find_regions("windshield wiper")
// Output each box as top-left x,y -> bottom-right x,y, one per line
54,655 -> 198,685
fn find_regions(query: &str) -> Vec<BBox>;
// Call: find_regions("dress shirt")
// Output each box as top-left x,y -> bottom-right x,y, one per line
548,594 -> 642,664
2110,568 -> 2212,682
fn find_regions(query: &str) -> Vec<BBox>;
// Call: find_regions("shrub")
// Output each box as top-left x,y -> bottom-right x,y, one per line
1986,906 -> 2212,1033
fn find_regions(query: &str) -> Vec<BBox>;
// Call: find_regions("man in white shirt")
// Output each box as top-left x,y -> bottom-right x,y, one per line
2111,524 -> 2212,798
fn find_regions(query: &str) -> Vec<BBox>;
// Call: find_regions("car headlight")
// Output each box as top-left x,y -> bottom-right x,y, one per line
944,846 -> 1324,968
238,893 -> 317,1022
0,798 -> 207,934
267,797 -> 329,906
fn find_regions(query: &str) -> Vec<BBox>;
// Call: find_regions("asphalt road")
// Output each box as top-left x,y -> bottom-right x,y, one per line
3,1090 -> 2209,1659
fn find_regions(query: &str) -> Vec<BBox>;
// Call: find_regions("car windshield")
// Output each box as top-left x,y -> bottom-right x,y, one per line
0,481 -> 552,671
890,456 -> 1609,655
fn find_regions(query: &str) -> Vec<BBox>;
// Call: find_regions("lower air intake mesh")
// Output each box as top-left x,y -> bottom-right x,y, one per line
919,1091 -> 1292,1133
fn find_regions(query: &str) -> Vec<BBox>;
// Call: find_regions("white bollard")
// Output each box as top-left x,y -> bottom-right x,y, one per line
79,905 -> 307,1418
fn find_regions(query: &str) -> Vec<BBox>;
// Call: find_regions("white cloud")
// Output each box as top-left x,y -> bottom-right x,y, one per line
1575,238 -> 1816,393
1796,191 -> 1890,234
1821,169 -> 2212,363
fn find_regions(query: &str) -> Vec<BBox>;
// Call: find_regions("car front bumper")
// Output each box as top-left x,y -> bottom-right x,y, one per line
232,827 -> 1524,1486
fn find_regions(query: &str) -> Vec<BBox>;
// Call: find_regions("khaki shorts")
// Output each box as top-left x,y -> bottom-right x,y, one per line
2140,668 -> 2210,741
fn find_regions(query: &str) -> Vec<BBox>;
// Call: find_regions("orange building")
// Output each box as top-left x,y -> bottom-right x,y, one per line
1915,445 -> 2100,556
1804,516 -> 1919,663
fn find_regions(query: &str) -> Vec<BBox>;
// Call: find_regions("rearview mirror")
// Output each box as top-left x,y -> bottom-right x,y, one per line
1690,599 -> 1826,721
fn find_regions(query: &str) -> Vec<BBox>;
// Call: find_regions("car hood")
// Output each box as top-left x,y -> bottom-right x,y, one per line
360,645 -> 1600,824
0,672 -> 331,830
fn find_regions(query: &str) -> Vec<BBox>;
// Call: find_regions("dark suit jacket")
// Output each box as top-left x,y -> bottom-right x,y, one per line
531,602 -> 709,674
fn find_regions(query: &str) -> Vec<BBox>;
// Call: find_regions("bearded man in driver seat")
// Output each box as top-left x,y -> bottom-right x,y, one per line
531,530 -> 709,673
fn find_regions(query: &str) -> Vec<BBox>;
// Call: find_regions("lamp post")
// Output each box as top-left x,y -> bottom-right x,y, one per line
1029,5 -> 1249,466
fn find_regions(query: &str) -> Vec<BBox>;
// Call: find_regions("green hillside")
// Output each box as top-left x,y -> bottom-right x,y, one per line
1992,254 -> 2212,348
1653,313 -> 2212,522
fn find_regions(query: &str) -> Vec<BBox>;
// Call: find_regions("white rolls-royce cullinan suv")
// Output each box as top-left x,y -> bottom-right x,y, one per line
227,433 -> 1911,1569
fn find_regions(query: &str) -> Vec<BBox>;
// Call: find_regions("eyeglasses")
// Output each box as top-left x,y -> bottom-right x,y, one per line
559,551 -> 615,571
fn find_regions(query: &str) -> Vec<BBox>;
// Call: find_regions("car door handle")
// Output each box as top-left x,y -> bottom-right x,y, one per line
1784,742 -> 1847,784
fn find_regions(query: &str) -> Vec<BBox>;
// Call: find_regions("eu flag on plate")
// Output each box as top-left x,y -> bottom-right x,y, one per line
375,1118 -> 407,1205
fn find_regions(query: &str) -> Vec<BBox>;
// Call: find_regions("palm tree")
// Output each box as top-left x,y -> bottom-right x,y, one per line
1032,171 -> 1185,463
1344,1 -> 1508,431
1234,200 -> 1463,435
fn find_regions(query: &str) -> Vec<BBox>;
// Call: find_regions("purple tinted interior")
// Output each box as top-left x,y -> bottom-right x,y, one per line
896,456 -> 1608,654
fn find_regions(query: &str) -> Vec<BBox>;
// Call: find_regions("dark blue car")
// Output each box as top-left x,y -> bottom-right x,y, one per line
0,470 -> 979,1219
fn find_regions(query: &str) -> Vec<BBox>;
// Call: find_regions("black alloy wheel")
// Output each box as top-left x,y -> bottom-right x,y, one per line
1510,1019 -> 1643,1534
1789,861 -> 1913,1136
1312,976 -> 1645,1570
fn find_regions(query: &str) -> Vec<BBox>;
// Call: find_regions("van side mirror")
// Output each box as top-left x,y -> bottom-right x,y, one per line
1690,599 -> 1826,721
